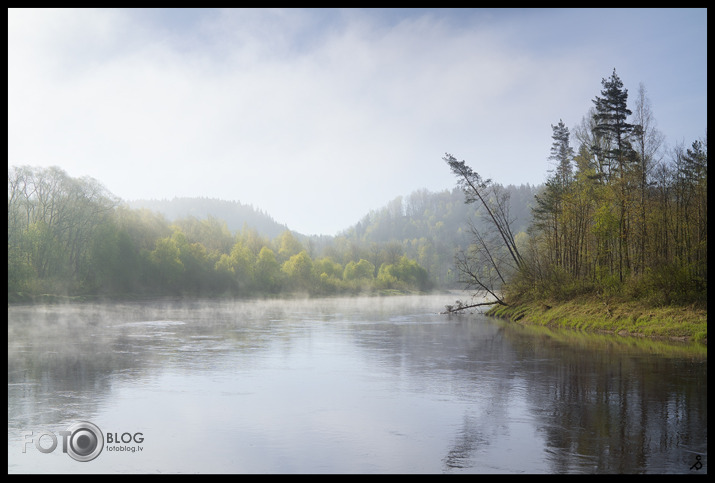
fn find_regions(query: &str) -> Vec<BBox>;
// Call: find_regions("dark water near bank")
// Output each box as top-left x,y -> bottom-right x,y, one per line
7,295 -> 707,473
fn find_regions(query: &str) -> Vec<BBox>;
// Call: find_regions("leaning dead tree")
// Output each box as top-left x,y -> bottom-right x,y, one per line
441,298 -> 505,314
443,154 -> 525,312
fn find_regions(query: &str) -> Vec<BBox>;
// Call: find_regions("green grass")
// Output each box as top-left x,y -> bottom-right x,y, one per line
486,295 -> 707,343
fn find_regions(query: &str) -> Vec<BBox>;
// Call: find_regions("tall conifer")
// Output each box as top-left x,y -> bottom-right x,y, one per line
592,69 -> 636,281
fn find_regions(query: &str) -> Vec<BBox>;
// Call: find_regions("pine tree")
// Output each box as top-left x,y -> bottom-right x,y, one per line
549,119 -> 575,189
592,69 -> 637,179
592,69 -> 636,282
532,120 -> 576,276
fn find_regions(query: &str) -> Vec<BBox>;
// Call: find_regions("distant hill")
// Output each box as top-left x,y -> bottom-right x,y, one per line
320,183 -> 541,288
127,197 -> 290,239
339,184 -> 538,243
127,185 -> 541,289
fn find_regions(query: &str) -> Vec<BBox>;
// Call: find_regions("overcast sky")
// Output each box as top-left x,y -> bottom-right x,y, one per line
8,8 -> 707,236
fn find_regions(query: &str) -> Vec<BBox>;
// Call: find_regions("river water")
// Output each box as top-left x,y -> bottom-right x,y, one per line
7,294 -> 707,474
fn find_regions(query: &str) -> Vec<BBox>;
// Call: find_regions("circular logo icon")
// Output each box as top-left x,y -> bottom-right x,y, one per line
65,421 -> 103,462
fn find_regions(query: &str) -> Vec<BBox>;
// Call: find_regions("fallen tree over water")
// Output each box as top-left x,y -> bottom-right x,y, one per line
444,154 -> 524,308
441,298 -> 506,314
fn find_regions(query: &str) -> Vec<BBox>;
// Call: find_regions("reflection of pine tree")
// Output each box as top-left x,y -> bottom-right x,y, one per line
442,413 -> 485,471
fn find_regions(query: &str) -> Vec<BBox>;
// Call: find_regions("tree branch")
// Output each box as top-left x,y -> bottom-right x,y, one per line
441,299 -> 507,314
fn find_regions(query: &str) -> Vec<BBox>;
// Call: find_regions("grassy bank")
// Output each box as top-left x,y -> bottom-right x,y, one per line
486,295 -> 707,343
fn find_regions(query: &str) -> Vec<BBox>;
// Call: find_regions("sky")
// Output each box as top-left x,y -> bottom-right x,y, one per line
8,8 -> 707,236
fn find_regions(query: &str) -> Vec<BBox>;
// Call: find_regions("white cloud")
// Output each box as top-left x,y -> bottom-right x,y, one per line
8,8 -> 707,235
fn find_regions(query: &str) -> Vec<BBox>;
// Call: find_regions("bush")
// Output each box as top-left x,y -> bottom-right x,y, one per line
640,263 -> 703,306
506,264 -> 595,302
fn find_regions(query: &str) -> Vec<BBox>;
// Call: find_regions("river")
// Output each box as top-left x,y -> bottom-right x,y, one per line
7,294 -> 707,474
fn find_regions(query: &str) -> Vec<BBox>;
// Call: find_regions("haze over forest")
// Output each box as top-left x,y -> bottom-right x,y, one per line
8,8 -> 707,306
8,160 -> 539,301
9,9 -> 706,236
127,184 -> 538,284
8,66 -> 707,304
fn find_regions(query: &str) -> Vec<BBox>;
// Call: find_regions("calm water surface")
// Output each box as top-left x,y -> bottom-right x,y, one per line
7,295 -> 707,473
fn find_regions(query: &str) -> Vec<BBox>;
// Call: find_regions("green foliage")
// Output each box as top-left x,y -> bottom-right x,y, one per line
8,166 -> 119,295
149,236 -> 185,292
6,167 -> 447,298
7,244 -> 32,293
214,240 -> 256,294
277,230 -> 304,260
177,238 -> 217,295
173,215 -> 234,254
314,257 -> 343,280
592,203 -> 618,240
255,246 -> 282,293
638,262 -> 706,306
339,185 -> 539,288
309,257 -> 343,294
281,251 -> 314,292
316,272 -> 341,294
377,256 -> 431,292
548,119 -> 575,187
343,259 -> 375,281
88,221 -> 143,294
504,69 -> 706,309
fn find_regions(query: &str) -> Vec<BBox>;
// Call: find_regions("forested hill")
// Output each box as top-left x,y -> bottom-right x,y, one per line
319,184 -> 541,288
340,185 -> 537,242
129,185 -> 543,289
8,163 -> 542,298
126,186 -> 542,289
127,197 -> 290,239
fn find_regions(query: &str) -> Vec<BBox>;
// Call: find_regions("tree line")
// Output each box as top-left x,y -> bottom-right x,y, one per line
448,69 -> 706,306
122,184 -> 540,292
8,166 -> 431,299
335,184 -> 538,288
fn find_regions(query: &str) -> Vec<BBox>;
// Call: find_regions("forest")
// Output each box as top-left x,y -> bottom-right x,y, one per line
449,69 -> 707,308
7,166 -> 439,300
8,69 -> 706,307
8,160 -> 541,302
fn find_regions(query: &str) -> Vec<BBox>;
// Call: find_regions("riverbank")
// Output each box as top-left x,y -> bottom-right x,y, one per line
486,295 -> 707,344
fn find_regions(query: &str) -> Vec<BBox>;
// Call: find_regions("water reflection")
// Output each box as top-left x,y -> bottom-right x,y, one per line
7,296 -> 707,474
498,323 -> 707,474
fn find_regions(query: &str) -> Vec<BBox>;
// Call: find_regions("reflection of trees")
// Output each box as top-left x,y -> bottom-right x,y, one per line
344,305 -> 706,474
443,413 -> 486,470
7,301 -> 279,431
503,325 -> 708,473
345,314 -> 522,472
8,296 -> 707,474
8,308 -> 135,428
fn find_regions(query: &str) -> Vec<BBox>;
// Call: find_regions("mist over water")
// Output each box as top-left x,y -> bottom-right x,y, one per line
8,294 -> 707,474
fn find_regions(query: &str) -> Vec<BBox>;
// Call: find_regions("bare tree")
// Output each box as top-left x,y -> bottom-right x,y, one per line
444,154 -> 524,309
631,82 -> 664,275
